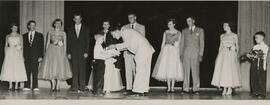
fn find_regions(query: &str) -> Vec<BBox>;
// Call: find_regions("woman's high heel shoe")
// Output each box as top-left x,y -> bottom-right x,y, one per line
226,88 -> 232,95
166,88 -> 171,93
171,88 -> 175,93
8,88 -> 12,92
222,89 -> 226,95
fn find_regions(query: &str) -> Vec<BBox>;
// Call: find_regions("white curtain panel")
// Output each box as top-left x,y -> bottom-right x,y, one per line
238,1 -> 270,91
19,0 -> 66,89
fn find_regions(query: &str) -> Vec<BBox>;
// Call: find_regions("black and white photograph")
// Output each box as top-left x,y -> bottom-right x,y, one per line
0,0 -> 269,105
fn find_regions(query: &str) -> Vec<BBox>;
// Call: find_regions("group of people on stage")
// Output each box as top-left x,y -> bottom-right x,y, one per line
0,13 -> 268,98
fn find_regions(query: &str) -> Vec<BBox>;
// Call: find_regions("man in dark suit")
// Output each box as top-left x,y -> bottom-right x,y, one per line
22,20 -> 44,91
67,13 -> 90,93
100,20 -> 123,69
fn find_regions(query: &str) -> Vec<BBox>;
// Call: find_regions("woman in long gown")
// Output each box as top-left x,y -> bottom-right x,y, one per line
38,18 -> 72,92
0,23 -> 27,91
211,22 -> 241,95
152,19 -> 184,93
103,50 -> 123,94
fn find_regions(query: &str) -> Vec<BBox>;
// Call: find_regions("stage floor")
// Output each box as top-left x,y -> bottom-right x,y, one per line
0,88 -> 269,100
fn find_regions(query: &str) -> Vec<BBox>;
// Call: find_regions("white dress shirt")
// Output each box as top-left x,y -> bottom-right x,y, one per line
130,22 -> 137,29
252,42 -> 269,70
28,31 -> 35,43
75,24 -> 82,37
189,26 -> 196,32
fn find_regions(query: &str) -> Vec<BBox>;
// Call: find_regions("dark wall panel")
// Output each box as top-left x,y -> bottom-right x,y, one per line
0,0 -> 20,89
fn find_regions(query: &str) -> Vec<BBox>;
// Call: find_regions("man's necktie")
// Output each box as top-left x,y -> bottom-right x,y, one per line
29,32 -> 33,46
104,30 -> 107,42
190,28 -> 193,34
131,24 -> 134,29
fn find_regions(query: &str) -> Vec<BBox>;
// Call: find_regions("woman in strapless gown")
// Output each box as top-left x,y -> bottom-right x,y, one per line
0,24 -> 27,91
152,19 -> 184,93
38,19 -> 72,92
211,23 -> 241,95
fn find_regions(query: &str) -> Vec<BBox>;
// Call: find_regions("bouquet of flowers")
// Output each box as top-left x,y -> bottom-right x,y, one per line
240,50 -> 264,62
106,49 -> 120,58
57,40 -> 63,47
246,50 -> 264,61
165,34 -> 179,46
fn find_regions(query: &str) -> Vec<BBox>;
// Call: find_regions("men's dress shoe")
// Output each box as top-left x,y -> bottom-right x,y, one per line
8,88 -> 13,92
260,95 -> 266,98
50,88 -> 54,92
69,89 -> 78,93
181,91 -> 189,94
123,90 -> 132,95
257,95 -> 266,99
84,88 -> 90,92
144,92 -> 148,95
193,91 -> 200,95
129,92 -> 145,97
33,88 -> 40,91
79,89 -> 86,93
23,88 -> 31,91
14,88 -> 20,92
166,89 -> 171,93
78,90 -> 83,93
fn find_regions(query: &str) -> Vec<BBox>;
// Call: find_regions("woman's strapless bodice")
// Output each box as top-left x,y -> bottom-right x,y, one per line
50,31 -> 64,42
165,32 -> 179,45
221,34 -> 235,48
49,31 -> 65,46
8,36 -> 21,48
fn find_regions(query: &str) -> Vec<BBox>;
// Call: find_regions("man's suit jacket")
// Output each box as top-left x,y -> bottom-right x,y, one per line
181,26 -> 204,59
122,22 -> 145,36
67,24 -> 90,57
23,31 -> 44,60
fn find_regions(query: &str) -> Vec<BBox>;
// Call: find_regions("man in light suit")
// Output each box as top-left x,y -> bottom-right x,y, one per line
180,17 -> 204,94
121,13 -> 145,93
109,27 -> 154,96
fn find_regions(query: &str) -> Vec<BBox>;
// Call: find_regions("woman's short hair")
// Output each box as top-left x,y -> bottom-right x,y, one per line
167,18 -> 177,24
254,31 -> 266,39
52,18 -> 63,28
27,20 -> 36,30
223,21 -> 235,30
9,23 -> 18,29
110,23 -> 122,31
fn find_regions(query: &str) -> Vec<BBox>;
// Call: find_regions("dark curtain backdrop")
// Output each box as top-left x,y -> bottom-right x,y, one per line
0,1 -> 20,89
64,1 -> 238,88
